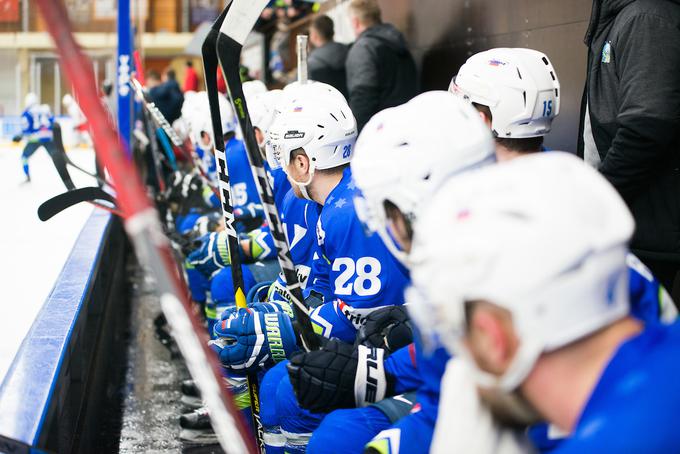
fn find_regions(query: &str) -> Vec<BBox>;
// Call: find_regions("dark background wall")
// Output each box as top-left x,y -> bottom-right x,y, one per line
379,0 -> 593,153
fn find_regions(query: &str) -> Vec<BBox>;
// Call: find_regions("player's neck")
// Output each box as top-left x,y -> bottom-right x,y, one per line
311,172 -> 344,205
520,316 -> 642,433
495,146 -> 539,162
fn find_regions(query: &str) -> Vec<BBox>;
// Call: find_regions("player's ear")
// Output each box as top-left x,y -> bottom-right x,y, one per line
293,149 -> 311,173
478,111 -> 492,129
465,304 -> 516,376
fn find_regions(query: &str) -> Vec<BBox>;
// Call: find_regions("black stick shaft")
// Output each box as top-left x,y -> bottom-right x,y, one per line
216,0 -> 320,352
203,4 -> 265,452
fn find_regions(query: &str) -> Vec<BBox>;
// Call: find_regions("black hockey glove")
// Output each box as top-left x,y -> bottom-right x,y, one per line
356,305 -> 413,353
12,134 -> 22,143
287,339 -> 394,413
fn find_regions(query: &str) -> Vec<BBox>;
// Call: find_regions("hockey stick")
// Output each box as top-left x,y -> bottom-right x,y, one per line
129,77 -> 179,170
216,0 -> 320,352
53,121 -> 113,188
34,1 -> 255,453
37,186 -> 121,221
43,123 -> 76,191
203,5 -> 265,452
129,74 -> 220,197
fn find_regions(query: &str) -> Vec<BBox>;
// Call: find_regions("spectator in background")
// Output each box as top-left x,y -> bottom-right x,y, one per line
579,0 -> 680,303
183,61 -> 199,93
308,15 -> 348,98
346,0 -> 417,131
148,69 -> 184,124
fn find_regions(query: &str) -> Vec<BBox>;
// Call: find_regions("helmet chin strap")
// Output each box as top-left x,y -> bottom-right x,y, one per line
289,168 -> 316,201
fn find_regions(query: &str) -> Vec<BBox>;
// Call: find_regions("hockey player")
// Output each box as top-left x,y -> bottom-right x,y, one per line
62,93 -> 91,148
17,94 -> 54,182
448,48 -> 676,324
268,86 -> 409,340
287,91 -> 495,454
412,152 -> 680,452
291,49 -> 675,454
209,83 -> 410,453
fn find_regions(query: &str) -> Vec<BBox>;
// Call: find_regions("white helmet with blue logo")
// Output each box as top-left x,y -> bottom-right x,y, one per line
269,83 -> 357,185
409,152 -> 633,392
351,91 -> 496,265
449,48 -> 560,138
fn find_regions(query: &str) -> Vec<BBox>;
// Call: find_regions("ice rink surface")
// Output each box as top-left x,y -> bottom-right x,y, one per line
0,142 -> 98,380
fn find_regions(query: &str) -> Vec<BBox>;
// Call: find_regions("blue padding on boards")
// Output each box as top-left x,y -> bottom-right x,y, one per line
0,210 -> 111,446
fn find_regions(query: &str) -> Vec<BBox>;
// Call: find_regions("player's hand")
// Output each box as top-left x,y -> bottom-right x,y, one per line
186,231 -> 231,277
356,305 -> 413,353
210,308 -> 298,374
287,340 -> 394,413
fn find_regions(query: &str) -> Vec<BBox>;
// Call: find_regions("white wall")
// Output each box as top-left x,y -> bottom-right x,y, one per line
0,51 -> 20,116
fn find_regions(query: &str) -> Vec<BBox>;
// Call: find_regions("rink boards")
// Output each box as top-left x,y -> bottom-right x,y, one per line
0,210 -> 129,453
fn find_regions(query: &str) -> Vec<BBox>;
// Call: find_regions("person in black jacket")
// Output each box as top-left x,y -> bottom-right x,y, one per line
579,0 -> 680,301
148,69 -> 184,124
345,0 -> 417,131
308,15 -> 349,98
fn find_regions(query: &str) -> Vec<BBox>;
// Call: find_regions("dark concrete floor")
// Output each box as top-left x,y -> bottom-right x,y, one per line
117,265 -> 224,454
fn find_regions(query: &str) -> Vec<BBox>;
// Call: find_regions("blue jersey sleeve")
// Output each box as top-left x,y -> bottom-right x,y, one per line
384,344 -> 423,394
21,110 -> 34,136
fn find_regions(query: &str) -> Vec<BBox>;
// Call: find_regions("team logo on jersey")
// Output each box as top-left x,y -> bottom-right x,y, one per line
316,219 -> 326,246
488,59 -> 507,67
284,130 -> 305,139
602,41 -> 612,64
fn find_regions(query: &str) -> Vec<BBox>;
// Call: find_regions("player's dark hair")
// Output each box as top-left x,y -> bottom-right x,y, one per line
383,199 -> 414,240
311,15 -> 335,42
291,148 -> 347,175
166,69 -> 177,80
186,60 -> 193,67
472,102 -> 544,153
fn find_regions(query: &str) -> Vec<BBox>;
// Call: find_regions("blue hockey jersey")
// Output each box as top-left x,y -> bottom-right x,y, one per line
376,255 -> 676,454
551,321 -> 680,452
268,188 -> 322,303
309,168 -> 410,342
21,107 -> 52,143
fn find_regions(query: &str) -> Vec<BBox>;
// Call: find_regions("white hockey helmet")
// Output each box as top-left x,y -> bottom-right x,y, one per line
242,79 -> 267,101
449,48 -> 560,138
181,91 -> 236,145
25,93 -> 38,109
247,89 -> 283,136
246,89 -> 284,167
351,91 -> 495,265
409,152 -> 634,391
268,86 -> 356,197
282,80 -> 347,105
62,93 -> 74,107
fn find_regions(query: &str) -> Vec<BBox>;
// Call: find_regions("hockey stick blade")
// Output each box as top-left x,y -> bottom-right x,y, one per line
38,186 -> 117,221
217,0 -> 320,352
